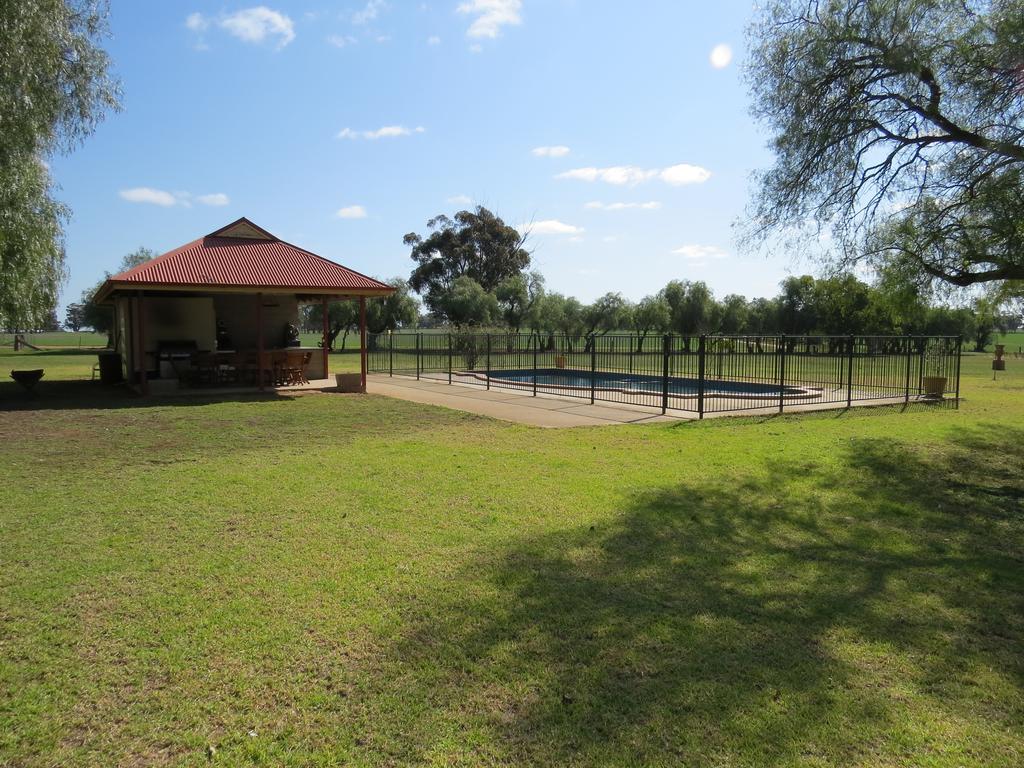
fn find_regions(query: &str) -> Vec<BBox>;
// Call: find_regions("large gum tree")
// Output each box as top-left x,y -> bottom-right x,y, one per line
746,0 -> 1024,291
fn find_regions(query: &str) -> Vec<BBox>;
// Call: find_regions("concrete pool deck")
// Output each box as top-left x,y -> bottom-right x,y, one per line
366,374 -> 951,428
367,374 -> 686,427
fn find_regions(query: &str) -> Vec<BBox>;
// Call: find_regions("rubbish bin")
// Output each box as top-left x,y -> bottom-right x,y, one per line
97,351 -> 123,384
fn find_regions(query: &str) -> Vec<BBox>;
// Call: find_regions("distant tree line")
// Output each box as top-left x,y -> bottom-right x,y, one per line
391,206 -> 1016,353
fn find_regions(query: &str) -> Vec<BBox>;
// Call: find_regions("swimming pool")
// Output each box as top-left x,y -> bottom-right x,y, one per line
459,368 -> 819,400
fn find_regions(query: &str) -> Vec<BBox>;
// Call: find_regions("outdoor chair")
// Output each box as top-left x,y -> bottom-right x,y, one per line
280,350 -> 311,386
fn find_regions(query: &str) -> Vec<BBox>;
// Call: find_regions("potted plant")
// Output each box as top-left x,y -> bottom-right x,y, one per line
921,340 -> 947,398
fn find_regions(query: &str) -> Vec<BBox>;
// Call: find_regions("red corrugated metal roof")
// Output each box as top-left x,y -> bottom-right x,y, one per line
100,218 -> 393,298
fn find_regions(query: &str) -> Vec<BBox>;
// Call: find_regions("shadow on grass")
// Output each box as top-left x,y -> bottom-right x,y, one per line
0,377 -> 334,412
369,426 -> 1024,765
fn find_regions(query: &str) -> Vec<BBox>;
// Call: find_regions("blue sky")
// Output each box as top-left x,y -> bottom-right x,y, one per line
54,0 -> 804,312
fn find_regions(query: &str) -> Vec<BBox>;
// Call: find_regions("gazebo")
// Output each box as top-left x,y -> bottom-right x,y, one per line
94,217 -> 394,394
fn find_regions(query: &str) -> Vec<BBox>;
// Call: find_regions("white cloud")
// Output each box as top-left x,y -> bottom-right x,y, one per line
427,35 -> 441,45
352,0 -> 386,24
710,43 -> 733,69
219,7 -> 295,48
328,34 -> 357,47
557,163 -> 711,187
469,43 -> 483,53
672,244 -> 730,260
585,201 -> 661,211
185,12 -> 209,32
660,163 -> 712,185
119,188 -> 231,208
336,205 -> 368,219
531,145 -> 570,158
557,166 -> 658,185
119,187 -> 179,207
518,219 -> 584,236
447,194 -> 473,206
197,193 -> 230,206
458,0 -> 522,39
337,125 -> 425,139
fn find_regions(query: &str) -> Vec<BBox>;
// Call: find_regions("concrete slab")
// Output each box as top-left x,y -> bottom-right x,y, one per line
366,374 -> 953,428
366,374 -> 685,427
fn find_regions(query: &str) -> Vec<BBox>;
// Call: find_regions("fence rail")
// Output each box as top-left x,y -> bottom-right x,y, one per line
367,332 -> 961,418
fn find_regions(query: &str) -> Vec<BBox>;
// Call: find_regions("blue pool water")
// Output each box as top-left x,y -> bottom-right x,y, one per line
472,369 -> 809,398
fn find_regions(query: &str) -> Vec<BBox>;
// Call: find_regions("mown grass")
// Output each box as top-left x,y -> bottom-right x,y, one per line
0,346 -> 1021,766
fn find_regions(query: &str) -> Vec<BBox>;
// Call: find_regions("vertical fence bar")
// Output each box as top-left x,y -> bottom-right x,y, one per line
486,334 -> 491,390
954,336 -> 962,408
590,339 -> 596,405
921,342 -> 929,397
415,333 -> 421,380
697,335 -> 706,419
903,336 -> 912,404
532,333 -> 538,396
661,334 -> 670,414
778,334 -> 787,414
846,335 -> 855,408
388,332 -> 393,377
447,333 -> 452,385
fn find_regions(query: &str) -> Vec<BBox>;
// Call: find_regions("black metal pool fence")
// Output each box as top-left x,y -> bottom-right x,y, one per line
367,333 -> 961,418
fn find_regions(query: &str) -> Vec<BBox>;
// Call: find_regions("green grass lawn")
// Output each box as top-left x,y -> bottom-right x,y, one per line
0,346 -> 1021,766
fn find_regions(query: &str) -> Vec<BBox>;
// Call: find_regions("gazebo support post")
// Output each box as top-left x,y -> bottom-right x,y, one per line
321,297 -> 330,380
359,296 -> 367,393
137,291 -> 148,395
256,292 -> 265,391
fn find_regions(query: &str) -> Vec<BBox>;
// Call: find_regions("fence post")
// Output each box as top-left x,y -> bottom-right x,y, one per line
532,333 -> 538,396
388,332 -> 393,377
903,335 -> 912,405
661,334 -> 670,414
447,333 -> 452,385
590,338 -> 596,405
846,334 -> 854,408
697,335 -> 706,419
486,333 -> 491,390
778,334 -> 787,414
954,336 -> 962,408
415,333 -> 421,380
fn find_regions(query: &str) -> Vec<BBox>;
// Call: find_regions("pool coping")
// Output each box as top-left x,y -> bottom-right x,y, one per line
455,369 -> 823,401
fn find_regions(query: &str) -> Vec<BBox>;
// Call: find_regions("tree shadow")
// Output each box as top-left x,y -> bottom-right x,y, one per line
0,378 -> 330,412
369,425 -> 1024,764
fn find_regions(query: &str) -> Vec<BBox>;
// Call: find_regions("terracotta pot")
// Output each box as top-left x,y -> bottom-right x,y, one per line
921,375 -> 947,397
335,373 -> 364,393
554,355 -> 566,369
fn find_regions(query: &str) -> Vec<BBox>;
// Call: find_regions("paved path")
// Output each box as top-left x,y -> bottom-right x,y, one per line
366,374 -> 687,427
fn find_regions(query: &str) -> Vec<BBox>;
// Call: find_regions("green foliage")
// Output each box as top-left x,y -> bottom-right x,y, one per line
746,0 -> 1024,290
0,0 -> 120,328
366,278 -> 419,334
306,300 -> 359,350
435,275 -> 499,328
630,294 -> 671,351
405,206 -> 531,317
305,278 -> 418,350
582,292 -> 629,338
495,271 -> 544,332
63,302 -> 85,332
81,248 -> 156,338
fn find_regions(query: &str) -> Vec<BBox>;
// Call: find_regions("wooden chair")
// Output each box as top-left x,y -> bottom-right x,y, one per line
280,350 -> 311,386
